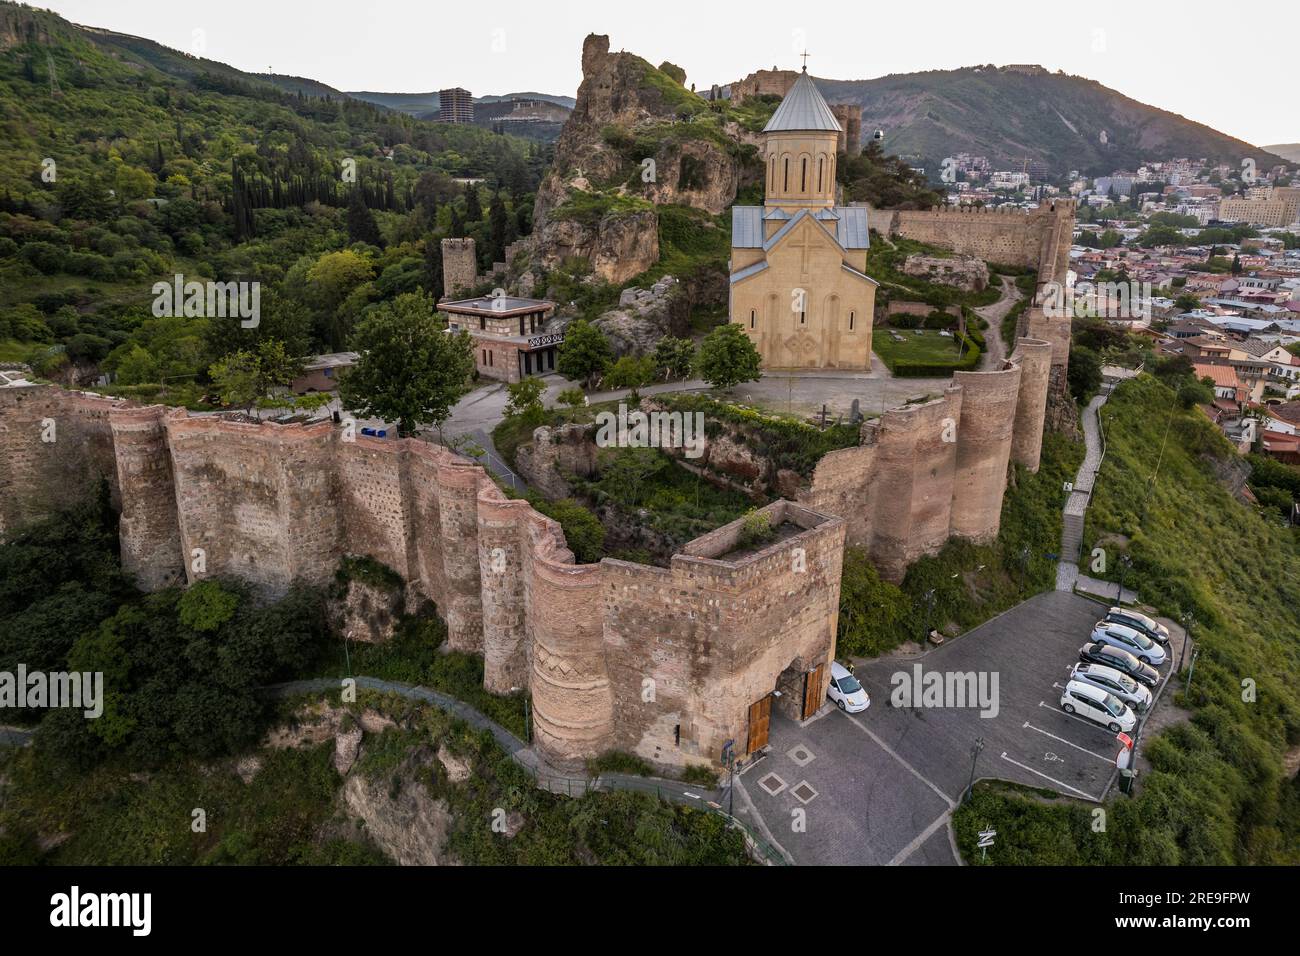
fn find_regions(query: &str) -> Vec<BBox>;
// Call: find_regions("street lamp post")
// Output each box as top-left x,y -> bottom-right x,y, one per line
964,737 -> 985,804
1178,611 -> 1194,677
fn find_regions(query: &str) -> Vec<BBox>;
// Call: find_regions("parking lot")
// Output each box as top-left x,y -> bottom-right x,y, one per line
734,591 -> 1179,866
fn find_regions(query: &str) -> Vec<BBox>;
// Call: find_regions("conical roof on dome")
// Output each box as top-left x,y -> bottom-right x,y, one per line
763,71 -> 842,133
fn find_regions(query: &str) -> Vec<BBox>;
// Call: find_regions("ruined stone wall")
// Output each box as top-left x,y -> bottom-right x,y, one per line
0,386 -> 124,542
110,405 -> 184,590
730,68 -> 798,104
874,200 -> 1076,291
1008,339 -> 1053,472
949,365 -> 1022,543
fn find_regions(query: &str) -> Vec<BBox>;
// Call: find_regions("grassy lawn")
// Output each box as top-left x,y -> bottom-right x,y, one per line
872,326 -> 973,374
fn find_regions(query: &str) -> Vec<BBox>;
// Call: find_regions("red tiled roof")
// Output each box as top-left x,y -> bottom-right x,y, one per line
1193,363 -> 1241,388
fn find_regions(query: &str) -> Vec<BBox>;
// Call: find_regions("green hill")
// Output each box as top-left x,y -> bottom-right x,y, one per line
0,0 -> 544,395
953,373 -> 1300,865
817,66 -> 1287,177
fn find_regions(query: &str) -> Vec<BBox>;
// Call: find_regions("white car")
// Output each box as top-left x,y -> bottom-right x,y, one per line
1070,662 -> 1152,713
1091,621 -> 1166,667
1061,680 -> 1136,733
827,661 -> 870,714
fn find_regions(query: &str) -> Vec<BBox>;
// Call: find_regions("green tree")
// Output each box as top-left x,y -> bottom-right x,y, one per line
1067,344 -> 1103,404
604,354 -> 655,401
464,181 -> 483,222
114,344 -> 161,386
696,323 -> 762,390
504,376 -> 546,418
652,336 -> 695,380
557,319 -> 612,389
556,387 -> 587,411
339,292 -> 474,438
347,190 -> 383,247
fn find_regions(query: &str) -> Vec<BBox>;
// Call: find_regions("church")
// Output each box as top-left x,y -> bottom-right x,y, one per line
729,69 -> 877,369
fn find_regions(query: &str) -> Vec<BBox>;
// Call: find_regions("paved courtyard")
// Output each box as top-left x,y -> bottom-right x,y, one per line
735,591 -> 1176,866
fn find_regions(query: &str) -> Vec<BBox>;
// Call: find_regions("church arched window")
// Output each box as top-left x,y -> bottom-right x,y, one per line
783,158 -> 789,192
849,310 -> 856,331
750,309 -> 756,329
818,155 -> 824,193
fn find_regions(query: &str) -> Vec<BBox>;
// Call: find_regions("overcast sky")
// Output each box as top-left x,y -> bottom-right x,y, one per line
38,0 -> 1298,146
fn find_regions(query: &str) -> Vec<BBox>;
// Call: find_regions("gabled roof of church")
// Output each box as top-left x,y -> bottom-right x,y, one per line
763,71 -> 842,134
731,205 -> 870,251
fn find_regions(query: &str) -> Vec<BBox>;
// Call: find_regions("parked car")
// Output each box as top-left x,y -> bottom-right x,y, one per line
1105,607 -> 1171,647
827,661 -> 870,714
1079,643 -> 1160,688
1070,662 -> 1152,713
1091,621 -> 1166,667
1061,680 -> 1137,733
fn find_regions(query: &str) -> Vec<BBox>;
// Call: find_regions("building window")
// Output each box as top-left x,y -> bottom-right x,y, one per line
849,311 -> 855,331
801,157 -> 807,192
784,158 -> 789,191
489,351 -> 493,367
479,317 -> 485,331
818,156 -> 823,193
800,310 -> 806,326
750,309 -> 756,329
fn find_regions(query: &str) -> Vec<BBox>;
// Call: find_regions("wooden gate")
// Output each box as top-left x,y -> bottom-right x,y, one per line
802,664 -> 826,721
746,696 -> 772,754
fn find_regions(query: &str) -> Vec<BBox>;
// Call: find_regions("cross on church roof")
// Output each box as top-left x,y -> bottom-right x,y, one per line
800,51 -> 810,72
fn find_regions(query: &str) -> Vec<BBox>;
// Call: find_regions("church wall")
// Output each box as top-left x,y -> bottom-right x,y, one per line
731,218 -> 875,369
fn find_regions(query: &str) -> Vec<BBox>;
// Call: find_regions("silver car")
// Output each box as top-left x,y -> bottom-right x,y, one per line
1091,621 -> 1166,667
1070,662 -> 1152,713
1105,607 -> 1170,647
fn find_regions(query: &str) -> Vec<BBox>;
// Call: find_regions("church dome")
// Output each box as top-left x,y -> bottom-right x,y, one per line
763,70 -> 843,133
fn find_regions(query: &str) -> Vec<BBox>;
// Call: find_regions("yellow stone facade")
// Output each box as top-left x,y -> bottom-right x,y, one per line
729,73 -> 877,370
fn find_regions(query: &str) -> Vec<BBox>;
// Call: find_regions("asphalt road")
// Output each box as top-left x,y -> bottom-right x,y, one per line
736,591 -> 1176,866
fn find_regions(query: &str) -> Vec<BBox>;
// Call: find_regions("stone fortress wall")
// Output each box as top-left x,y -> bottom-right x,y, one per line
0,383 -> 845,773
795,338 -> 1052,580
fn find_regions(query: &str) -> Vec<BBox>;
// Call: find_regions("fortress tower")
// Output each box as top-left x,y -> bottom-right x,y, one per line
441,237 -> 478,298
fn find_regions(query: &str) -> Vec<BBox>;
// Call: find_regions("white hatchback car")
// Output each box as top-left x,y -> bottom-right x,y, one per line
1061,680 -> 1136,733
827,661 -> 870,714
1091,621 -> 1166,667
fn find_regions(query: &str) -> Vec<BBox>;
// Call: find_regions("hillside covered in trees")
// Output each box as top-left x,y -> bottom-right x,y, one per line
0,1 -> 547,402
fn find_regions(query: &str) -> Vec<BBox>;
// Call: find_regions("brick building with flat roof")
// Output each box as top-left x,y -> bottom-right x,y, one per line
440,295 -> 559,383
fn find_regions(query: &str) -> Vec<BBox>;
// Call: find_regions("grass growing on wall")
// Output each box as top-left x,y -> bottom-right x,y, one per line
952,374 -> 1300,865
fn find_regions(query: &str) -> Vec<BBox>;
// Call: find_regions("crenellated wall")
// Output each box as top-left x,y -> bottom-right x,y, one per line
0,384 -> 846,773
869,200 -> 1076,291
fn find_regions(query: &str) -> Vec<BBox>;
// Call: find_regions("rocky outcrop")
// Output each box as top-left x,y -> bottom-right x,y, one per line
531,207 -> 659,286
340,757 -> 455,866
902,254 -> 990,293
589,275 -> 681,357
515,422 -> 599,499
527,34 -> 754,289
